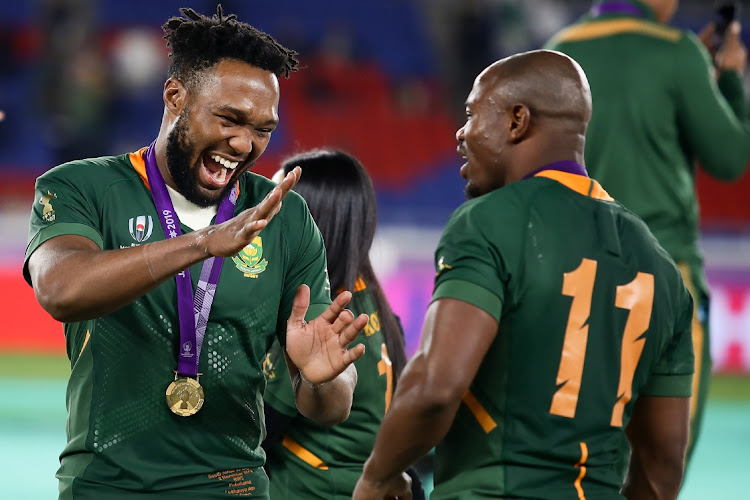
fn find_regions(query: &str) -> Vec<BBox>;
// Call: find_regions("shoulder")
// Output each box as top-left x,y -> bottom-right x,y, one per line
37,153 -> 138,187
447,184 -> 527,228
548,17 -> 684,47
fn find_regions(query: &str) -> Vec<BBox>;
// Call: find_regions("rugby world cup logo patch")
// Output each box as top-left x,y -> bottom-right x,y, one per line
129,215 -> 154,243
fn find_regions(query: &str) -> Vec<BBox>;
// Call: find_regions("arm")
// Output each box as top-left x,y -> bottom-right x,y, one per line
284,284 -> 367,425
287,352 -> 358,425
622,396 -> 690,500
28,168 -> 300,322
678,31 -> 750,181
353,298 -> 498,500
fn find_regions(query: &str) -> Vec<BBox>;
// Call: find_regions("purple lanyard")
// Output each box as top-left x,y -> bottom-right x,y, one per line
590,1 -> 643,17
523,160 -> 589,180
144,142 -> 238,377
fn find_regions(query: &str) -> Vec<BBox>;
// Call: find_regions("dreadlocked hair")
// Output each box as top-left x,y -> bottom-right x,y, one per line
162,4 -> 299,89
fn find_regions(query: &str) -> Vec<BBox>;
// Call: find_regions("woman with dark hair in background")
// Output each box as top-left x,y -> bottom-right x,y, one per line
262,149 -> 422,499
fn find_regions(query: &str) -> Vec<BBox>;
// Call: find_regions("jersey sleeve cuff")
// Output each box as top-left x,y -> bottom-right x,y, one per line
431,280 -> 503,322
640,373 -> 693,397
23,223 -> 104,285
718,70 -> 748,119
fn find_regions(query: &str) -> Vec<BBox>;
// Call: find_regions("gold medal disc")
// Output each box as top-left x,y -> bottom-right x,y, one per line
166,376 -> 204,416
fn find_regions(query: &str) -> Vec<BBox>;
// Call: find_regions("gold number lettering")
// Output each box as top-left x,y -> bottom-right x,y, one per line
550,259 -> 654,427
377,343 -> 393,413
611,273 -> 653,426
550,258 -> 597,418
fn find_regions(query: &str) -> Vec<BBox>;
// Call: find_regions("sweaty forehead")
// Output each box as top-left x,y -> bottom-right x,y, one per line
467,75 -> 502,110
195,60 -> 280,116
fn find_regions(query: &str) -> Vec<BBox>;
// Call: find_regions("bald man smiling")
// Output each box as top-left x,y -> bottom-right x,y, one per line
353,50 -> 694,500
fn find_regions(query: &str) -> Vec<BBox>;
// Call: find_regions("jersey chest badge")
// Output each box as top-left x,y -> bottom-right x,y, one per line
232,236 -> 268,278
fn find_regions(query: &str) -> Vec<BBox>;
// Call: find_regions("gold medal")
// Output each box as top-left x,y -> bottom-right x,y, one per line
166,374 -> 204,417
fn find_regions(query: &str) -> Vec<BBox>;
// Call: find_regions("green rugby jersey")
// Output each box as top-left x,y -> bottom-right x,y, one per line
23,148 -> 331,499
546,0 -> 750,267
263,279 -> 394,499
430,170 -> 694,499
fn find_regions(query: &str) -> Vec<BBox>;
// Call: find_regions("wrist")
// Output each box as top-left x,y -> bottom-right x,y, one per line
298,370 -> 321,390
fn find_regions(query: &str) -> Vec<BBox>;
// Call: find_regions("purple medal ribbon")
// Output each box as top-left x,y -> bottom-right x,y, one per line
523,160 -> 589,180
143,142 -> 238,377
590,1 -> 644,17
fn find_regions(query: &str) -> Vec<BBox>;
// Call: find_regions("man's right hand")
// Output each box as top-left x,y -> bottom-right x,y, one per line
202,166 -> 300,258
716,22 -> 747,75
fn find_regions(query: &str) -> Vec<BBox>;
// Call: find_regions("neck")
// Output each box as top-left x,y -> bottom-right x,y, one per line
509,136 -> 586,184
154,121 -> 179,191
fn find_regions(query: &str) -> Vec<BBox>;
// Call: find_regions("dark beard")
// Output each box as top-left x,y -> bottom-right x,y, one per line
465,183 -> 482,200
165,113 -> 234,208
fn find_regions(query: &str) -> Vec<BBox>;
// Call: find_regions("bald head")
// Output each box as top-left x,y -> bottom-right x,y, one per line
456,50 -> 593,197
476,49 -> 592,128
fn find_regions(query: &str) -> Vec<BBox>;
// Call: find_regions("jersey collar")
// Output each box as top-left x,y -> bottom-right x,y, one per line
590,0 -> 657,22
527,160 -> 614,201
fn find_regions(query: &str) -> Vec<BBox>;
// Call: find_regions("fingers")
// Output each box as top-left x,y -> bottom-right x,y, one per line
287,284 -> 311,327
342,342 -> 366,366
330,308 -> 355,333
697,22 -> 715,51
338,313 -> 369,348
277,166 -> 301,201
717,22 -> 747,73
318,290 -> 353,324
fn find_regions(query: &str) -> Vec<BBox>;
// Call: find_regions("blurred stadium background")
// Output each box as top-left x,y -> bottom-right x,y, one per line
0,0 -> 748,498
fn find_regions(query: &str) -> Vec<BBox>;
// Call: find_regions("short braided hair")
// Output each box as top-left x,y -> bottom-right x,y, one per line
162,4 -> 299,89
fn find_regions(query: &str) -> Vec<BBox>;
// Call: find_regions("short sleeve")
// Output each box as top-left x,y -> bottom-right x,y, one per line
431,198 -> 517,322
263,339 -> 298,416
275,193 -> 332,346
24,163 -> 104,285
641,284 -> 695,397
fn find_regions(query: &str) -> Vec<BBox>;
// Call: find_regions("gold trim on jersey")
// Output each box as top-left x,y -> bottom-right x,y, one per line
677,262 -> 704,444
335,277 -> 368,295
551,18 -> 681,45
462,390 -> 497,433
129,148 -> 150,190
574,441 -> 588,500
534,170 -> 614,202
79,330 -> 91,357
282,435 -> 329,470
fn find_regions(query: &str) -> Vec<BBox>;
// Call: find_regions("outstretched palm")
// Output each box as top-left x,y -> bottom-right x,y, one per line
285,285 -> 368,384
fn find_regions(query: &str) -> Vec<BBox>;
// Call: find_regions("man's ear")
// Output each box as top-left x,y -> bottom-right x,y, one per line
163,77 -> 187,117
508,104 -> 531,143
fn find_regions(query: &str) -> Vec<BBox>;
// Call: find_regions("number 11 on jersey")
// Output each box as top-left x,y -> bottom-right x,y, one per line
550,258 -> 654,427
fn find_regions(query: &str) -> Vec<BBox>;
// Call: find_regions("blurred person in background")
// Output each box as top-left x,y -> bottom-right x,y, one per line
37,0 -> 113,163
262,149 -> 424,500
354,49 -> 694,500
546,0 -> 750,467
23,6 -> 368,499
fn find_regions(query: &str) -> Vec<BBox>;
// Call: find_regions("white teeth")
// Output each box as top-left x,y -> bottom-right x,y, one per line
216,166 -> 227,183
210,154 -> 239,170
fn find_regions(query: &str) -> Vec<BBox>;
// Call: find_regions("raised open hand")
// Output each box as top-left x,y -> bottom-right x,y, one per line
202,166 -> 300,258
285,284 -> 368,385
